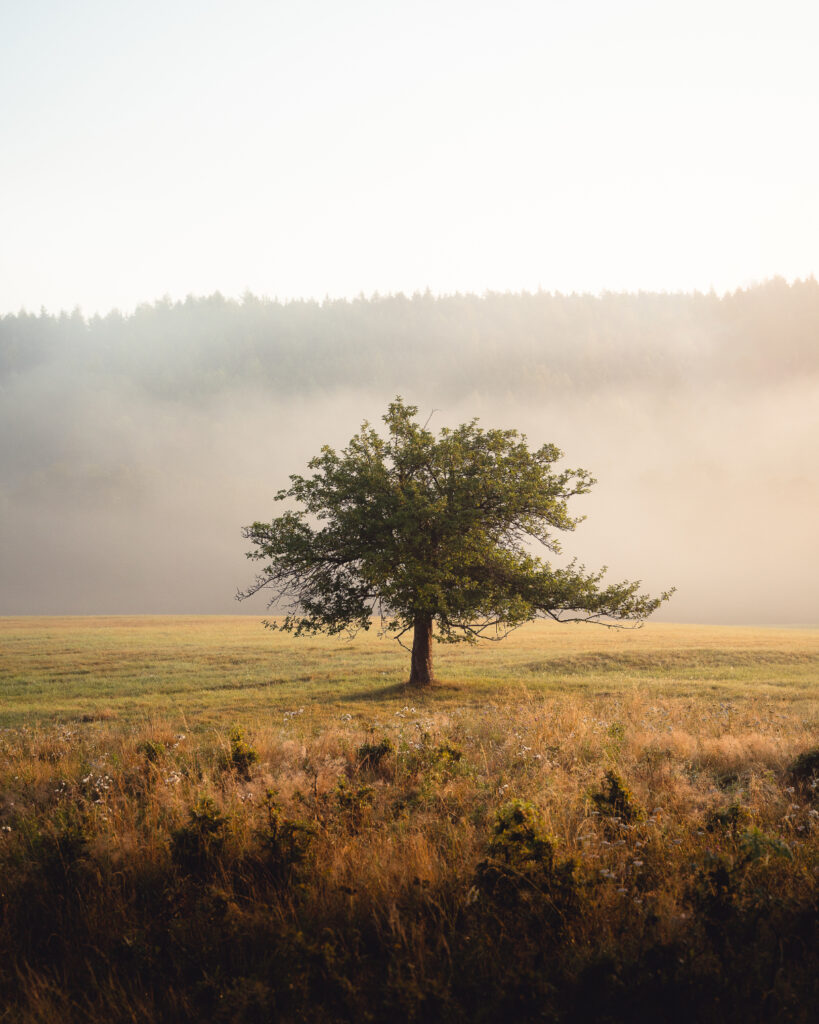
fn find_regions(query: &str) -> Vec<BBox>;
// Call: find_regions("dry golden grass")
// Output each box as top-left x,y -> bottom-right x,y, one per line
0,617 -> 817,1021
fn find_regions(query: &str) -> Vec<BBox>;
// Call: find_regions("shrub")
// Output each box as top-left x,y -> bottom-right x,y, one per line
475,799 -> 581,915
689,851 -> 737,938
401,732 -> 464,782
30,818 -> 90,889
136,739 -> 166,764
224,726 -> 259,780
737,827 -> 792,864
591,770 -> 644,823
171,796 -> 228,872
706,803 -> 752,835
431,740 -> 463,773
488,799 -> 555,870
334,776 -> 375,829
605,721 -> 627,756
786,747 -> 819,793
356,736 -> 394,773
257,790 -> 315,883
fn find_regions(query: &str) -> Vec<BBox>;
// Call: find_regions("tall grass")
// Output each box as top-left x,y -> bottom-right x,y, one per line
0,618 -> 817,1020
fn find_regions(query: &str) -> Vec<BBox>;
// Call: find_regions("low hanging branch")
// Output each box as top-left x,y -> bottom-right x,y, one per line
238,397 -> 674,686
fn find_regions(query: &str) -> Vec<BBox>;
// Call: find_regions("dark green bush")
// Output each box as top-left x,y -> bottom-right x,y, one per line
487,798 -> 555,869
257,790 -> 314,883
171,796 -> 228,872
334,776 -> 375,828
787,747 -> 819,792
224,726 -> 259,780
474,798 -> 581,908
30,818 -> 90,889
737,826 -> 792,863
706,802 -> 752,834
356,736 -> 394,773
402,733 -> 465,782
591,769 -> 644,823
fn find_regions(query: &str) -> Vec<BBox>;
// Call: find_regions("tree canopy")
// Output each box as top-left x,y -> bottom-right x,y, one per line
239,398 -> 673,685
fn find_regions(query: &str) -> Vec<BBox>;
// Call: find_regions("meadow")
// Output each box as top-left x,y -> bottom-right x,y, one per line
1,616 -> 818,1022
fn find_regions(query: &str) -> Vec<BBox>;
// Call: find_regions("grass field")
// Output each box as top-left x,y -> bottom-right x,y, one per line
1,617 -> 818,1022
2,615 -> 818,724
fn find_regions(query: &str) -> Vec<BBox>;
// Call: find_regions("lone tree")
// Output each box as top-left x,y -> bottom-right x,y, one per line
239,398 -> 672,686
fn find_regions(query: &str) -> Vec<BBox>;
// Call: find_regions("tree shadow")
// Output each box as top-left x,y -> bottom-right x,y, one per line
338,679 -> 463,703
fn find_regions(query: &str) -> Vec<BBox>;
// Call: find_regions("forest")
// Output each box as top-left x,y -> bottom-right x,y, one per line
2,278 -> 817,399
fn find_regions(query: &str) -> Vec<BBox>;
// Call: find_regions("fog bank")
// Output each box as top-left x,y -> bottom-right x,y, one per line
1,283 -> 817,624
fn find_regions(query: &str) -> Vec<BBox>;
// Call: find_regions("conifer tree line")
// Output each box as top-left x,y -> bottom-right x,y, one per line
2,278 -> 816,401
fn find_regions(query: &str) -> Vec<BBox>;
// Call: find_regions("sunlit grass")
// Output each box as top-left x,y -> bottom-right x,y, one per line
2,616 -> 818,727
1,617 -> 817,1021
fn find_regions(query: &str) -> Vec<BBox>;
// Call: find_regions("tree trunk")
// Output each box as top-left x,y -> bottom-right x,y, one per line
408,612 -> 434,686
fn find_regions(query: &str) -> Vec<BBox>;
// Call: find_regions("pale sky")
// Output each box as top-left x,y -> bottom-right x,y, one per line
2,0 -> 818,314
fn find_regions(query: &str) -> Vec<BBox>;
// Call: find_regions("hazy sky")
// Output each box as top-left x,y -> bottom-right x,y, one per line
3,0 -> 818,314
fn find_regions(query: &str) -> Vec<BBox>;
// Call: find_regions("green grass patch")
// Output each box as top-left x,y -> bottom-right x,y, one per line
2,617 -> 818,728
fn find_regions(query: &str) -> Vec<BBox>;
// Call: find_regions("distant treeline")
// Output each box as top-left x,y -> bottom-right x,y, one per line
2,278 -> 817,400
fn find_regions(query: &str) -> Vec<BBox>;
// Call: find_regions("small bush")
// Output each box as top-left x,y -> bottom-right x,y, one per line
136,739 -> 166,763
488,799 -> 555,869
171,796 -> 228,872
257,790 -> 315,883
356,736 -> 394,773
706,803 -> 752,835
738,827 -> 792,863
475,799 -> 579,908
689,851 -> 737,931
786,747 -> 819,792
334,776 -> 375,828
224,726 -> 259,780
591,770 -> 644,823
402,733 -> 464,782
30,819 -> 90,889
431,740 -> 463,772
605,721 -> 627,755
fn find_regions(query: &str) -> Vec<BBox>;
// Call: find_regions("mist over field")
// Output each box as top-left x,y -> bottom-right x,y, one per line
1,279 -> 817,623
